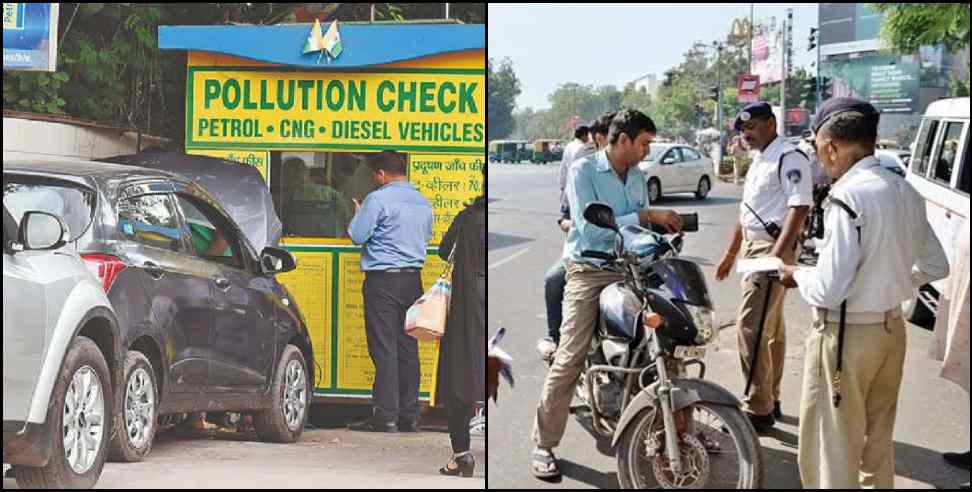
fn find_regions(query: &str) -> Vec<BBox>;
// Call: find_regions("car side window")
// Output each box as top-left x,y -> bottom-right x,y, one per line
932,122 -> 963,187
912,119 -> 939,178
665,148 -> 683,164
682,147 -> 702,161
174,194 -> 244,270
117,194 -> 184,253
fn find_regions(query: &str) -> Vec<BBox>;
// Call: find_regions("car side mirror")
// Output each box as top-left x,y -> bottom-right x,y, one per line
662,157 -> 676,165
583,202 -> 619,232
16,212 -> 69,252
261,247 -> 297,275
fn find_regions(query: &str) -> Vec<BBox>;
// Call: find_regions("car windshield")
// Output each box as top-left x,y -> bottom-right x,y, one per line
3,176 -> 96,242
646,146 -> 672,162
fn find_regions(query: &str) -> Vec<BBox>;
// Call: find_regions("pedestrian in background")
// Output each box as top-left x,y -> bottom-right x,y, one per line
435,165 -> 486,478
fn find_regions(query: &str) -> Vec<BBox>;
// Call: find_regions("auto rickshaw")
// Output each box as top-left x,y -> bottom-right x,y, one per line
488,140 -> 531,163
532,139 -> 564,164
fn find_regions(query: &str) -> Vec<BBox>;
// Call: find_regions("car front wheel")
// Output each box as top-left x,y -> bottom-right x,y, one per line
14,337 -> 111,490
695,176 -> 711,200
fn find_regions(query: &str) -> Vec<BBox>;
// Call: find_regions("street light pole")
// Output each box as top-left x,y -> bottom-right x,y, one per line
715,41 -> 725,177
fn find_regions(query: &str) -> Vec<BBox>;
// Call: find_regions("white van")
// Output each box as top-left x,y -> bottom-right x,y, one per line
903,97 -> 970,326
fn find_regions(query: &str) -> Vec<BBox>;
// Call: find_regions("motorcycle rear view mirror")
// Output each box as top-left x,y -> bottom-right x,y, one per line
583,202 -> 619,232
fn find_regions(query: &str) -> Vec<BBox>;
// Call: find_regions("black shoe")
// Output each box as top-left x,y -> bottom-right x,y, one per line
774,401 -> 783,420
398,421 -> 420,433
746,412 -> 776,433
349,419 -> 398,433
439,454 -> 476,478
944,451 -> 971,471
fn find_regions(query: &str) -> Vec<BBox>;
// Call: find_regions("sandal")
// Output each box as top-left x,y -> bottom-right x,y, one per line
531,448 -> 561,480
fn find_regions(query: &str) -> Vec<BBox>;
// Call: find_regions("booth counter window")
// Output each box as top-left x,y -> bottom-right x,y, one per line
270,151 -> 388,239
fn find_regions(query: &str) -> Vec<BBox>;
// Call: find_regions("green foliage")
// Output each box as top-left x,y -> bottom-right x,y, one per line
871,3 -> 970,53
488,58 -> 522,141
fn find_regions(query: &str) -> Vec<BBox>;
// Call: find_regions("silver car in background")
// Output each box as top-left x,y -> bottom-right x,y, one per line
638,144 -> 714,203
3,203 -> 121,489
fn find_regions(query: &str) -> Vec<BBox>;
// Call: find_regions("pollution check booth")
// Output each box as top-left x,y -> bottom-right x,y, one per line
158,21 -> 485,405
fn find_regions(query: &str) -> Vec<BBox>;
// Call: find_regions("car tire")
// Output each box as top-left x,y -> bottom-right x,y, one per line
695,176 -> 711,200
647,178 -> 662,204
253,345 -> 310,443
107,351 -> 158,463
14,337 -> 112,490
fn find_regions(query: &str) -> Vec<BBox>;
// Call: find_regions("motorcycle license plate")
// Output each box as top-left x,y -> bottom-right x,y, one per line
674,346 -> 706,360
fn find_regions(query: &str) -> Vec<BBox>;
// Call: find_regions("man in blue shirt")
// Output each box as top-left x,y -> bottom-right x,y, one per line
348,150 -> 433,433
531,110 -> 684,479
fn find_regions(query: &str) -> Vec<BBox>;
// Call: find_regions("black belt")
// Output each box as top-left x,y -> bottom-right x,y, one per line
368,268 -> 421,274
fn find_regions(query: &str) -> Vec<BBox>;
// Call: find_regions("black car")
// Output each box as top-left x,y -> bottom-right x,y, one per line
3,160 -> 314,464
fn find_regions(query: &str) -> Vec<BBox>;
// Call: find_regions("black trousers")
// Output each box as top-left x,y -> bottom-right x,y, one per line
447,396 -> 477,454
363,271 -> 423,424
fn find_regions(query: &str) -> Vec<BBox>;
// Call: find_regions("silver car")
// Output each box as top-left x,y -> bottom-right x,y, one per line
638,144 -> 714,203
3,204 -> 121,489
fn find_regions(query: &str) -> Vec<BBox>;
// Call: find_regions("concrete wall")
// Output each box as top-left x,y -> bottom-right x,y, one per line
3,116 -> 170,162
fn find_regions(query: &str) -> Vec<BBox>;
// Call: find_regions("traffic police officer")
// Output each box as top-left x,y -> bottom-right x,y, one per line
715,101 -> 813,431
781,97 -> 950,489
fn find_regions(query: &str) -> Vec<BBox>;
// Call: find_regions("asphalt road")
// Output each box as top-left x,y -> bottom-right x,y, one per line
486,162 -> 970,489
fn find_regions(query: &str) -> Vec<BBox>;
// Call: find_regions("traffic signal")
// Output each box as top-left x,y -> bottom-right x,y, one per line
709,86 -> 720,102
821,77 -> 833,100
808,27 -> 818,52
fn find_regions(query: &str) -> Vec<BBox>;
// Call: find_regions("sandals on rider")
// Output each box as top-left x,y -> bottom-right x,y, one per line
531,448 -> 561,480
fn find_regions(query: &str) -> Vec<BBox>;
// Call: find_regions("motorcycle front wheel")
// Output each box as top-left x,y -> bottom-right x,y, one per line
616,402 -> 763,489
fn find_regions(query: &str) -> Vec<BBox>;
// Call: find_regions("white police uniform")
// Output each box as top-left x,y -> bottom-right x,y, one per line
741,135 -> 814,242
792,155 -> 949,489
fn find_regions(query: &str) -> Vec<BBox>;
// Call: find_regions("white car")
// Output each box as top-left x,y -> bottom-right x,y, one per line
901,97 -> 970,327
638,144 -> 713,203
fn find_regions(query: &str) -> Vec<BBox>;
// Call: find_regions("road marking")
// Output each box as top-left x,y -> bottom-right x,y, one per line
488,248 -> 530,270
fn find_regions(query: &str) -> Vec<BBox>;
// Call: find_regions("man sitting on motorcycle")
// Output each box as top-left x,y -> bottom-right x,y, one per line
530,109 -> 684,480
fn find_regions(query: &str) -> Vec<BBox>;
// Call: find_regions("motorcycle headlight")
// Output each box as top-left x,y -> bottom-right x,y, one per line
684,304 -> 716,345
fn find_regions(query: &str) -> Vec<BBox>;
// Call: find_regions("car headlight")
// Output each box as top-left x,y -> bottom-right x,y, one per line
684,304 -> 716,345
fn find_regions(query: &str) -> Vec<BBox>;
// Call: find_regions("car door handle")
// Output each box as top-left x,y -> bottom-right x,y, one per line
213,277 -> 231,290
143,262 -> 165,280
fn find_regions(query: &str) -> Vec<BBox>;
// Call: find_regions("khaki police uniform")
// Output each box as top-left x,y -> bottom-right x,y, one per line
737,135 -> 813,417
792,156 -> 949,488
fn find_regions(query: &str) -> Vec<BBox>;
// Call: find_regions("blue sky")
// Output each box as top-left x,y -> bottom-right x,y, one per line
488,3 -> 820,111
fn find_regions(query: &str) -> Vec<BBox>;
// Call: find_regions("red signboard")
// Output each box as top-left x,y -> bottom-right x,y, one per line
738,75 -> 761,103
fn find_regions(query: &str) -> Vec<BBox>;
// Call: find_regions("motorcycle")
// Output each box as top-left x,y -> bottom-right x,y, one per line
572,202 -> 764,489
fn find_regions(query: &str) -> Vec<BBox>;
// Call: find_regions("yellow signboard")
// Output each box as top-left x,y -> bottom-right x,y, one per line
336,252 -> 444,395
277,251 -> 334,390
186,148 -> 270,181
410,154 -> 484,245
186,68 -> 485,153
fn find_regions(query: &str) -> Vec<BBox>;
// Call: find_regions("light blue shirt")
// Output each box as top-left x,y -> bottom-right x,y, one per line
348,181 -> 433,272
563,150 -> 648,264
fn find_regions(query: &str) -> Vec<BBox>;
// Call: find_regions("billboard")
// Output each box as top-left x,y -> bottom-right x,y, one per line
737,75 -> 761,103
2,3 -> 59,71
818,3 -> 884,56
821,53 -> 920,114
752,21 -> 783,85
